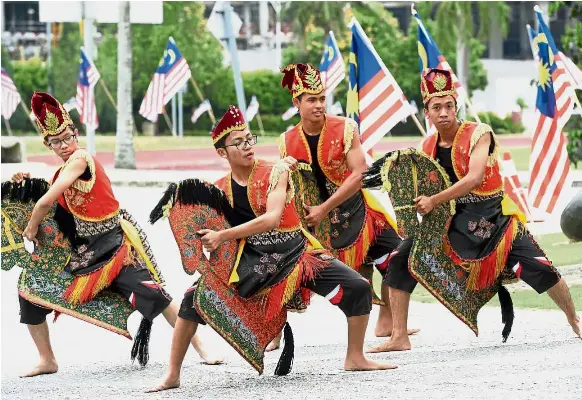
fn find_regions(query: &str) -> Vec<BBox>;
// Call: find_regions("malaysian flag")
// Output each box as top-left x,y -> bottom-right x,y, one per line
1,68 -> 21,120
526,24 -> 540,63
414,9 -> 469,135
535,6 -> 582,90
527,11 -> 576,214
347,18 -> 413,164
76,47 -> 100,129
139,37 -> 192,122
319,31 -> 346,96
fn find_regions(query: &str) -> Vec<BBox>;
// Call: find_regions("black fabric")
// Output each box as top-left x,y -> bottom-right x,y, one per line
179,255 -> 372,322
19,265 -> 172,325
303,256 -> 372,317
435,146 -> 457,183
384,229 -> 561,295
229,179 -> 256,226
367,226 -> 402,266
65,225 -> 125,276
236,233 -> 305,298
448,198 -> 512,260
305,133 -> 330,201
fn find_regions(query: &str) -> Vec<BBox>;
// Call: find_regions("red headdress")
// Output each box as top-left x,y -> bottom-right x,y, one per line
212,105 -> 248,144
281,63 -> 325,98
420,68 -> 456,105
30,91 -> 74,138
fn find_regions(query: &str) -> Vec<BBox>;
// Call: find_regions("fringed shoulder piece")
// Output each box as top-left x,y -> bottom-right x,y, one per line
362,152 -> 390,190
267,160 -> 294,204
277,132 -> 287,157
62,149 -> 96,193
343,118 -> 358,154
149,179 -> 234,224
1,178 -> 50,203
469,123 -> 498,167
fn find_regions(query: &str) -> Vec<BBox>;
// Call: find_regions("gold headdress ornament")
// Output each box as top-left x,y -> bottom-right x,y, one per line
281,63 -> 325,98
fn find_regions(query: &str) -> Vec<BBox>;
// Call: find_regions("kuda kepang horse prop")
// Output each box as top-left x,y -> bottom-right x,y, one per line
149,178 -> 294,375
363,149 -> 514,341
1,179 -> 137,343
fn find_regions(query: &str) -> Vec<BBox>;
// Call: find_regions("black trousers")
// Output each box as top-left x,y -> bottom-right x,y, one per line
19,266 -> 172,325
179,257 -> 373,323
385,231 -> 561,294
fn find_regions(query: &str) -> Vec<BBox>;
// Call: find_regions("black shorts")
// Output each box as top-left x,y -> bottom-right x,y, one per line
178,257 -> 373,322
19,266 -> 172,325
384,231 -> 561,294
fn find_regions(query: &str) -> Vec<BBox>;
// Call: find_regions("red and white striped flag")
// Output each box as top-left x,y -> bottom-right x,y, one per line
347,18 -> 414,163
1,68 -> 21,120
76,47 -> 100,129
319,31 -> 346,96
139,37 -> 191,123
528,12 -> 575,214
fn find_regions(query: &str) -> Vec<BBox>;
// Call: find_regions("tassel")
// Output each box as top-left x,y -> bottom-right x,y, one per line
362,154 -> 390,189
149,183 -> 177,224
63,243 -> 128,305
498,285 -> 514,343
131,317 -> 153,367
274,322 -> 294,376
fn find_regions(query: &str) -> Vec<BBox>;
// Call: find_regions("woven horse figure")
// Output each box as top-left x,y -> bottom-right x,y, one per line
1,178 -> 135,338
363,148 -> 514,340
149,179 -> 287,375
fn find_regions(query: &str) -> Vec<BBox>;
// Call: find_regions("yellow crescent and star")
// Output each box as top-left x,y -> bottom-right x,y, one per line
158,49 -> 177,67
346,51 -> 359,120
533,33 -> 555,91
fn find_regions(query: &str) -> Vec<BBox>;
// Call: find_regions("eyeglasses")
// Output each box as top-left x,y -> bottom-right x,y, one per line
48,135 -> 77,149
224,135 -> 257,151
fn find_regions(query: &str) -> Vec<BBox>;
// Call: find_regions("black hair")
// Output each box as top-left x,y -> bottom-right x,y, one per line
212,121 -> 228,149
424,97 -> 457,110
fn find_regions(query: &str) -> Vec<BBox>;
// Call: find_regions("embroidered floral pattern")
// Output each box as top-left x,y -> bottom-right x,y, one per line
75,214 -> 120,236
68,243 -> 96,272
468,217 -> 495,239
64,188 -> 95,215
247,229 -> 301,246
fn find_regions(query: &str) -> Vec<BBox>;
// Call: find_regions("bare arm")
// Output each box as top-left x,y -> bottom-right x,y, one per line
219,171 -> 289,242
23,157 -> 87,241
431,132 -> 492,206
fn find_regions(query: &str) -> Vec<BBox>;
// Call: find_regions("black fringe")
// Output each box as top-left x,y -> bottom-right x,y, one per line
149,183 -> 177,224
362,151 -> 397,189
149,179 -> 235,225
274,322 -> 294,376
1,178 -> 50,203
498,285 -> 514,343
130,317 -> 152,367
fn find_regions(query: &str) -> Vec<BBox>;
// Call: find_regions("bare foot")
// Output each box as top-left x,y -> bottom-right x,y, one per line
19,359 -> 58,378
145,377 -> 180,393
366,337 -> 411,353
344,357 -> 398,371
265,332 -> 282,352
375,328 -> 420,338
200,357 -> 224,366
569,315 -> 581,338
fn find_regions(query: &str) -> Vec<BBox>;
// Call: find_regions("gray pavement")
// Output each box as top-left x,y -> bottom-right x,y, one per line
1,175 -> 582,399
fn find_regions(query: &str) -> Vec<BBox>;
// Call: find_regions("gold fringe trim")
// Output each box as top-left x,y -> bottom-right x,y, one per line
277,133 -> 287,157
343,118 -> 357,154
267,160 -> 294,204
469,123 -> 498,167
61,149 -> 96,193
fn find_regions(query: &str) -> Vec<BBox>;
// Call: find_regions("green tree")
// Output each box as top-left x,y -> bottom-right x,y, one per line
282,1 -> 347,60
97,1 -> 224,133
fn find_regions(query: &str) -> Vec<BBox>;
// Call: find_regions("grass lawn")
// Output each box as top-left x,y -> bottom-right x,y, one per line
410,283 -> 582,311
501,146 -> 581,171
533,232 -> 582,267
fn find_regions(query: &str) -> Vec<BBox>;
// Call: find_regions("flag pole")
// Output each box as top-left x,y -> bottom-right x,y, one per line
96,78 -> 141,134
410,114 -> 427,136
3,116 -> 14,136
20,100 -> 41,135
256,111 -> 265,136
189,76 -> 216,124
162,109 -> 174,134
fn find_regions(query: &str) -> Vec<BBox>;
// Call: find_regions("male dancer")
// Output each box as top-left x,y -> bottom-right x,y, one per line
147,105 -> 395,392
367,69 -> 581,353
11,92 -> 219,377
277,63 -> 417,341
